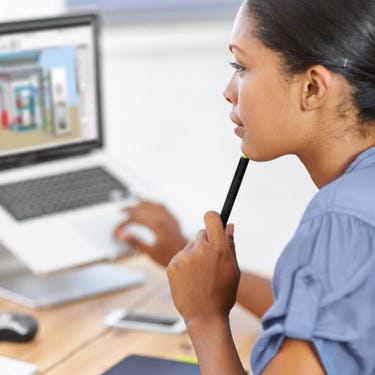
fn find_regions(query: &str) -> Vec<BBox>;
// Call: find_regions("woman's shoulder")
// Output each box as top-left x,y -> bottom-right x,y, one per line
301,165 -> 375,226
273,184 -> 375,308
259,199 -> 375,374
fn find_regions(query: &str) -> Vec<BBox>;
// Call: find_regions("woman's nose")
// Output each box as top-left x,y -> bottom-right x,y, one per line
223,89 -> 232,103
223,77 -> 235,104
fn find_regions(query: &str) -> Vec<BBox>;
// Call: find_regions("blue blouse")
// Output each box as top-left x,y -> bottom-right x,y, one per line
251,146 -> 375,375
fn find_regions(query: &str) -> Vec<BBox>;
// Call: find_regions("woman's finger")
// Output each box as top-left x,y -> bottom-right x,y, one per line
204,211 -> 226,249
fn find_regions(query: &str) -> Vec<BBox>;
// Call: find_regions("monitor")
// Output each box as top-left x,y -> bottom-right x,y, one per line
0,14 -> 103,169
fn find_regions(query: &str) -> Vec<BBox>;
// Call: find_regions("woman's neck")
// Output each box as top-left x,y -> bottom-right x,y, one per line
298,136 -> 375,189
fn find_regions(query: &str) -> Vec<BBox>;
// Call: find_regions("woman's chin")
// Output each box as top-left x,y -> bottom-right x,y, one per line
241,144 -> 279,162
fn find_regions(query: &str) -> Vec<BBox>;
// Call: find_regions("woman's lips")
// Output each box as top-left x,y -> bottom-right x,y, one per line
234,123 -> 245,138
230,115 -> 245,137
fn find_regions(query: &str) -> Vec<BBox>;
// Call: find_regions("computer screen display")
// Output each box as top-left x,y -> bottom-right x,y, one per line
0,16 -> 101,159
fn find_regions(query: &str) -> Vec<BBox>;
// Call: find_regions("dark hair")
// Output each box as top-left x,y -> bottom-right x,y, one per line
246,0 -> 375,125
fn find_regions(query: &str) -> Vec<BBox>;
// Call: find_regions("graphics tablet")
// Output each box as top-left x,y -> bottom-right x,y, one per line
103,354 -> 200,375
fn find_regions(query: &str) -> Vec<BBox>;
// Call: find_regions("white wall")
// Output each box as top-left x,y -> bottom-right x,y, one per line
0,0 -> 65,21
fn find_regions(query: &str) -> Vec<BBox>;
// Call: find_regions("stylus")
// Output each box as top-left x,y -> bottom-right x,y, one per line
220,155 -> 249,226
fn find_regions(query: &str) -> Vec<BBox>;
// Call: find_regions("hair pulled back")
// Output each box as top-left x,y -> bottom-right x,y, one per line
246,0 -> 375,125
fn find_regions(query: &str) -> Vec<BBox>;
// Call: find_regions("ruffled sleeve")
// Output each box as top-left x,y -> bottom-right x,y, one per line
251,212 -> 375,375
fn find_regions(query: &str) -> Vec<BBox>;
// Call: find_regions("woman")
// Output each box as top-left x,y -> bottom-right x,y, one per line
115,1 -> 375,374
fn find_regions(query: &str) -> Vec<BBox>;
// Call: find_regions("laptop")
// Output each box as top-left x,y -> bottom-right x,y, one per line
0,13 -> 151,305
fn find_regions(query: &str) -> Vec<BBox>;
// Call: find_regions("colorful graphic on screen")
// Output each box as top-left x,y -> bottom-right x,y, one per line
0,25 -> 98,157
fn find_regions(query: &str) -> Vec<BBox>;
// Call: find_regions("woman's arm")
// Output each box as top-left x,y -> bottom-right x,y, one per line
237,271 -> 273,318
166,212 -> 246,375
187,315 -> 246,375
261,338 -> 326,375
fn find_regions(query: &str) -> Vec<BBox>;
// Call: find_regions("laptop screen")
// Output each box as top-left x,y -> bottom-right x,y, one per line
0,14 -> 102,169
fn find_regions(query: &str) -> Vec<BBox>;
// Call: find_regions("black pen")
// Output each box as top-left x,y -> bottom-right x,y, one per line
220,155 -> 249,226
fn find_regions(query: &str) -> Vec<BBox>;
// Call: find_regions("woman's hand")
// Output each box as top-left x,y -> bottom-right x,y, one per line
114,200 -> 188,267
167,211 -> 240,326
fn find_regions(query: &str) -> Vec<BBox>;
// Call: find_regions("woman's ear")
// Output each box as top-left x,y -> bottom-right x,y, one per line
301,65 -> 332,111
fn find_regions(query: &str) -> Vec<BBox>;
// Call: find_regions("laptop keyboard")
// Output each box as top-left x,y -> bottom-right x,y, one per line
0,167 -> 130,221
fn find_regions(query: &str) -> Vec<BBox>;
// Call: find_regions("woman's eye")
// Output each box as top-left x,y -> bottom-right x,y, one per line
229,61 -> 245,72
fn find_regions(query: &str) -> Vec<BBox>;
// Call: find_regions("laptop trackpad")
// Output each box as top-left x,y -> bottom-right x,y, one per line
71,210 -> 130,257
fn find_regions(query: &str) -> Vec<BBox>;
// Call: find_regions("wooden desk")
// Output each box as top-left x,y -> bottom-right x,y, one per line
0,255 -> 262,374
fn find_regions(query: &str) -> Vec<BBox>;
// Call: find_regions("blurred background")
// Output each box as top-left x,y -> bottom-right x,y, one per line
0,0 -> 317,276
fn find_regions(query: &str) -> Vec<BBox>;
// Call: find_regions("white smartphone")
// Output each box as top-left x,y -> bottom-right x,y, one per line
104,309 -> 186,334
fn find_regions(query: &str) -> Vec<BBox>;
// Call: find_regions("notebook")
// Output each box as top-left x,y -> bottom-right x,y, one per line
0,13 -> 152,275
103,355 -> 200,375
0,355 -> 38,375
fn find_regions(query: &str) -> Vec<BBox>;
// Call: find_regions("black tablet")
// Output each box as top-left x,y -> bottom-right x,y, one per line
103,354 -> 200,375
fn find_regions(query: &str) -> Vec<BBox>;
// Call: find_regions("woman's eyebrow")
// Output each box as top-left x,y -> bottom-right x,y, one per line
228,43 -> 243,52
229,44 -> 247,56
